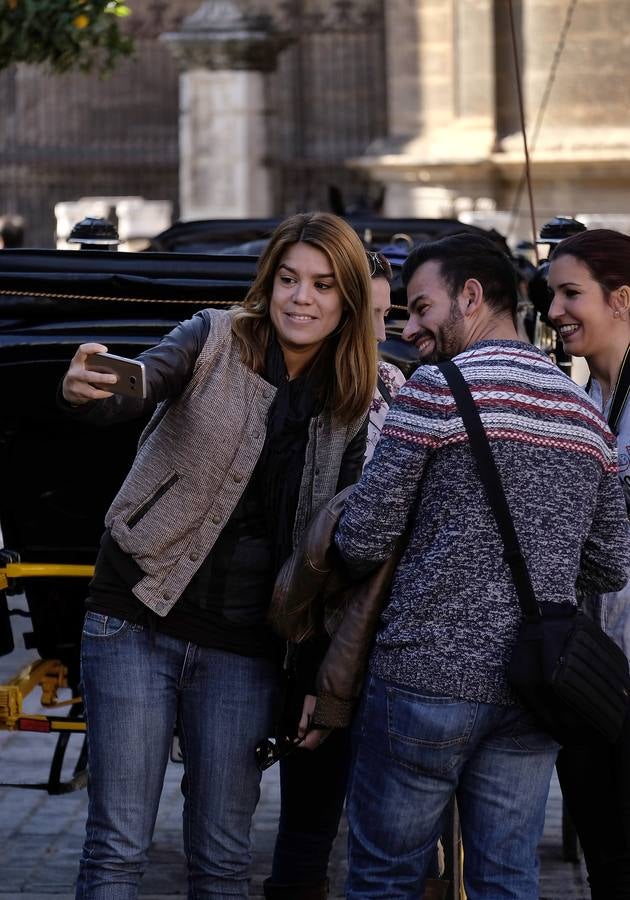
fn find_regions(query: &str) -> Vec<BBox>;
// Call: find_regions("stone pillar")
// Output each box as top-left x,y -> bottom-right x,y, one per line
162,1 -> 289,220
354,0 -> 496,218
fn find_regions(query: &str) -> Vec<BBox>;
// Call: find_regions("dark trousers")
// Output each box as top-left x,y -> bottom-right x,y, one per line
556,712 -> 630,899
270,727 -> 352,885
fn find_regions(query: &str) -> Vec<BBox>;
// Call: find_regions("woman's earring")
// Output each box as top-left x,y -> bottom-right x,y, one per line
614,310 -> 621,318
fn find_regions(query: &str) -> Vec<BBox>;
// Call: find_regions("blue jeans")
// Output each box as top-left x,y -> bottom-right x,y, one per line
75,612 -> 280,899
346,674 -> 559,899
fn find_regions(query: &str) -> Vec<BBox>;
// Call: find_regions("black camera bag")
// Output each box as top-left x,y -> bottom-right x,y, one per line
508,603 -> 629,743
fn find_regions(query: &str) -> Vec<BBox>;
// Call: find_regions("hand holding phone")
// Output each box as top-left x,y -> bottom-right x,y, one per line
62,343 -> 147,406
85,351 -> 147,399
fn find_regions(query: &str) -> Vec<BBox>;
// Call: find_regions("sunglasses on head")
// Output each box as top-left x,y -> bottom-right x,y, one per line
365,250 -> 392,281
255,733 -> 307,772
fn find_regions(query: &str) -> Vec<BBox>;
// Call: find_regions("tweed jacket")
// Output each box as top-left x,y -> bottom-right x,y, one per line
67,309 -> 366,616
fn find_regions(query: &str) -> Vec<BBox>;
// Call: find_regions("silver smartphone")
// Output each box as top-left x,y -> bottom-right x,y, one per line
85,351 -> 147,399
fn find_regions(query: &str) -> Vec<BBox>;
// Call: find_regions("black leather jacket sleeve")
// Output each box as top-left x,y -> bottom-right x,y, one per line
57,310 -> 213,426
336,414 -> 368,491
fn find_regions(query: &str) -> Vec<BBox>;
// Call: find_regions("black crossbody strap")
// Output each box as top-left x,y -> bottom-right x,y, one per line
608,344 -> 630,436
377,373 -> 393,408
438,360 -> 540,619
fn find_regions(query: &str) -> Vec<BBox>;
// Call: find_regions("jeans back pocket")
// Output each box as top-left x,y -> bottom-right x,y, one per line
386,684 -> 477,775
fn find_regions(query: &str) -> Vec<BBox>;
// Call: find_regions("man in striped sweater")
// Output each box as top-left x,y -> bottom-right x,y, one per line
335,234 -> 630,900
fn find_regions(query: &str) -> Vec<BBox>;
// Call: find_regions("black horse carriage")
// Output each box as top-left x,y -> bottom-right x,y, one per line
0,247 -> 264,789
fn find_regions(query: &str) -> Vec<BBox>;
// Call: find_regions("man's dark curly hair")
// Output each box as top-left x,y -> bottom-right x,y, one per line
401,233 -> 518,320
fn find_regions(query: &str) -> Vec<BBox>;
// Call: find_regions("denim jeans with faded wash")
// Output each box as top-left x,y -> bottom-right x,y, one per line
75,612 -> 279,900
346,673 -> 559,900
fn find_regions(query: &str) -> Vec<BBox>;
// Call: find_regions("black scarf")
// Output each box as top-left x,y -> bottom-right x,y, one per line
256,334 -> 334,571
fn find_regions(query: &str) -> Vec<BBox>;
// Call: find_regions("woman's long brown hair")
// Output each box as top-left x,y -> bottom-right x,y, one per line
231,211 -> 376,426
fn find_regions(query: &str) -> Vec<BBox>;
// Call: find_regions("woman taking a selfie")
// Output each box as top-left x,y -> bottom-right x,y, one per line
548,228 -> 630,899
61,211 -> 376,899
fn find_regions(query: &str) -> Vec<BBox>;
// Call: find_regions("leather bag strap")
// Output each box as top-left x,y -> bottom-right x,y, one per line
376,373 -> 393,409
438,360 -> 539,619
608,344 -> 630,436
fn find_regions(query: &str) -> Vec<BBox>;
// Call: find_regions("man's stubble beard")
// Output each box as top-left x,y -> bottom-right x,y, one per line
423,301 -> 466,364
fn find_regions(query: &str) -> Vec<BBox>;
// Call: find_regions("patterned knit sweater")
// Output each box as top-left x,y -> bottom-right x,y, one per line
336,340 -> 630,705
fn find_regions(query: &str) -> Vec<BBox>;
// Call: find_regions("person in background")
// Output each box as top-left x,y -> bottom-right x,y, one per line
334,233 -> 630,899
60,211 -> 376,900
0,214 -> 25,248
548,228 -> 630,900
365,250 -> 406,464
264,250 -> 405,900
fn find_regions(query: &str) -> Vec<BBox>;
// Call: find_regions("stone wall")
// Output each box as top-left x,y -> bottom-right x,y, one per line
0,0 -> 389,244
358,0 -> 630,241
4,0 -> 627,246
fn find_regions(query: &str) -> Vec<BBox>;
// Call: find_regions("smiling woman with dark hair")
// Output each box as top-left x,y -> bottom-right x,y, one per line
549,229 -> 630,900
365,250 -> 406,464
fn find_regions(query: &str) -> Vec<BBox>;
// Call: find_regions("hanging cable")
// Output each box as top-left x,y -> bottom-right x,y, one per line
507,0 -> 539,262
507,0 -> 579,241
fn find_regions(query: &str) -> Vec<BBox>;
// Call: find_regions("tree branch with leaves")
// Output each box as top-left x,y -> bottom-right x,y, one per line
0,0 -> 133,74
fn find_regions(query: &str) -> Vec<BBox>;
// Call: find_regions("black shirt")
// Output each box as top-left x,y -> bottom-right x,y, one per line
88,469 -> 281,658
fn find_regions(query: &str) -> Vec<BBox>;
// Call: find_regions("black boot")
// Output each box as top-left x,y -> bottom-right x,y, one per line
421,879 -> 450,900
263,877 -> 329,899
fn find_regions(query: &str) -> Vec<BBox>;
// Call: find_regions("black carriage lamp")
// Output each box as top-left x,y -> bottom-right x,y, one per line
536,216 -> 586,250
529,216 -> 588,312
67,216 -> 120,251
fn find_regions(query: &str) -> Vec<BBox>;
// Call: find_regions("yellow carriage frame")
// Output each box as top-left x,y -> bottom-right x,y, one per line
0,561 -> 92,792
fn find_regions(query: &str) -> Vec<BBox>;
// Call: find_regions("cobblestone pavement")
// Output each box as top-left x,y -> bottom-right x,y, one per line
0,599 -> 589,899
